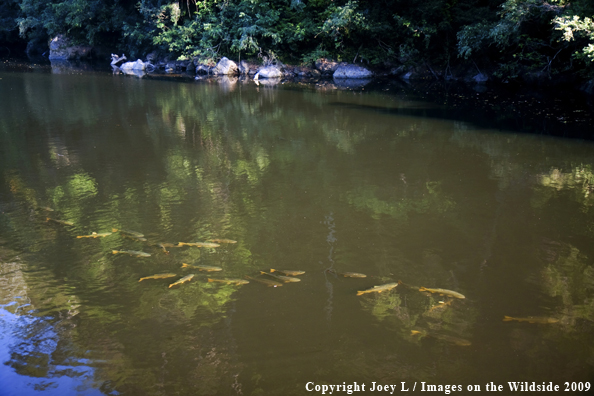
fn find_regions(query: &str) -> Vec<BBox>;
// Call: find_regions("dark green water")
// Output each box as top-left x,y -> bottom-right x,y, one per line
1,66 -> 594,395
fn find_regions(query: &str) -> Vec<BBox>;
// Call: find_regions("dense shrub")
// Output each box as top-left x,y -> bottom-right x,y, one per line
0,0 -> 592,77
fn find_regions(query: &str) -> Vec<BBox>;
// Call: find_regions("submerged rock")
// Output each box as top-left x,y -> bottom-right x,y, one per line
333,77 -> 372,89
255,77 -> 282,86
333,64 -> 373,79
218,76 -> 238,92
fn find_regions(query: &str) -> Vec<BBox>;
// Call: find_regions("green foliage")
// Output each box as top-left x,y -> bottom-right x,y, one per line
1,0 -> 593,77
555,15 -> 594,71
456,0 -> 594,77
17,0 -> 129,46
0,0 -> 20,43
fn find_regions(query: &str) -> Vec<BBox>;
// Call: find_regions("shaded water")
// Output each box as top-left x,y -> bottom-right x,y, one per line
1,66 -> 594,395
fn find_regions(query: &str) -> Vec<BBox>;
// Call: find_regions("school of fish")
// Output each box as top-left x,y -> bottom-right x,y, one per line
42,206 -> 560,348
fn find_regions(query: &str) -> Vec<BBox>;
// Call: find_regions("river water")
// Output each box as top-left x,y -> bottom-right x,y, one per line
1,64 -> 594,395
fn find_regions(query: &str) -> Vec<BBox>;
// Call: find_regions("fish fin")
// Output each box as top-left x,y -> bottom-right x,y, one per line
502,316 -> 513,321
207,278 -> 213,282
411,330 -> 422,335
112,228 -> 118,232
270,269 -> 276,273
260,271 -> 267,275
356,291 -> 364,296
138,278 -> 144,282
419,287 -> 427,292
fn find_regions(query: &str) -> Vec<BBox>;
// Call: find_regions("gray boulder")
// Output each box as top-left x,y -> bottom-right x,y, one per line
121,59 -> 146,71
195,64 -> 211,75
212,57 -> 239,75
49,35 -> 92,60
254,65 -> 283,79
473,73 -> 489,83
239,60 -> 251,75
315,58 -> 347,75
580,79 -> 594,95
333,64 -> 373,79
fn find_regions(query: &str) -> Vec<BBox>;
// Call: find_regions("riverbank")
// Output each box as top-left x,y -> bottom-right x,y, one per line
2,56 -> 593,140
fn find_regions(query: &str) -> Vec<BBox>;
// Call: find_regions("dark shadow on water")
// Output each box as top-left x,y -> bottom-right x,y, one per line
327,80 -> 594,140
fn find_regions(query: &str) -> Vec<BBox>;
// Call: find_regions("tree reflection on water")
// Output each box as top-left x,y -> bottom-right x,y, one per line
0,70 -> 593,394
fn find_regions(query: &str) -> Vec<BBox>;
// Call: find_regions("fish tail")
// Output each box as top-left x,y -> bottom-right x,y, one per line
112,228 -> 118,232
411,330 -> 422,335
260,271 -> 267,275
419,287 -> 427,292
181,263 -> 189,268
502,316 -> 513,321
112,250 -> 118,254
356,291 -> 365,296
207,278 -> 214,282
76,236 -> 83,238
138,278 -> 145,282
270,269 -> 276,273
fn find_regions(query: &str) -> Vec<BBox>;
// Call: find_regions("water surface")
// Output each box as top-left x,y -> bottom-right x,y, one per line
1,66 -> 594,395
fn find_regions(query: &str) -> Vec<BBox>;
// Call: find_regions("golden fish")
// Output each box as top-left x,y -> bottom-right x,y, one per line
123,234 -> 147,242
76,232 -> 113,238
156,242 -> 180,248
112,250 -> 151,257
153,242 -> 182,253
46,218 -> 74,226
428,299 -> 453,312
327,269 -> 366,278
260,271 -> 300,282
207,239 -> 237,244
419,287 -> 465,299
169,274 -> 195,288
139,273 -> 177,282
411,330 -> 471,346
270,269 -> 305,276
207,278 -> 249,285
356,282 -> 399,296
245,275 -> 282,287
503,316 -> 559,324
178,242 -> 220,248
181,263 -> 222,272
112,228 -> 144,238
